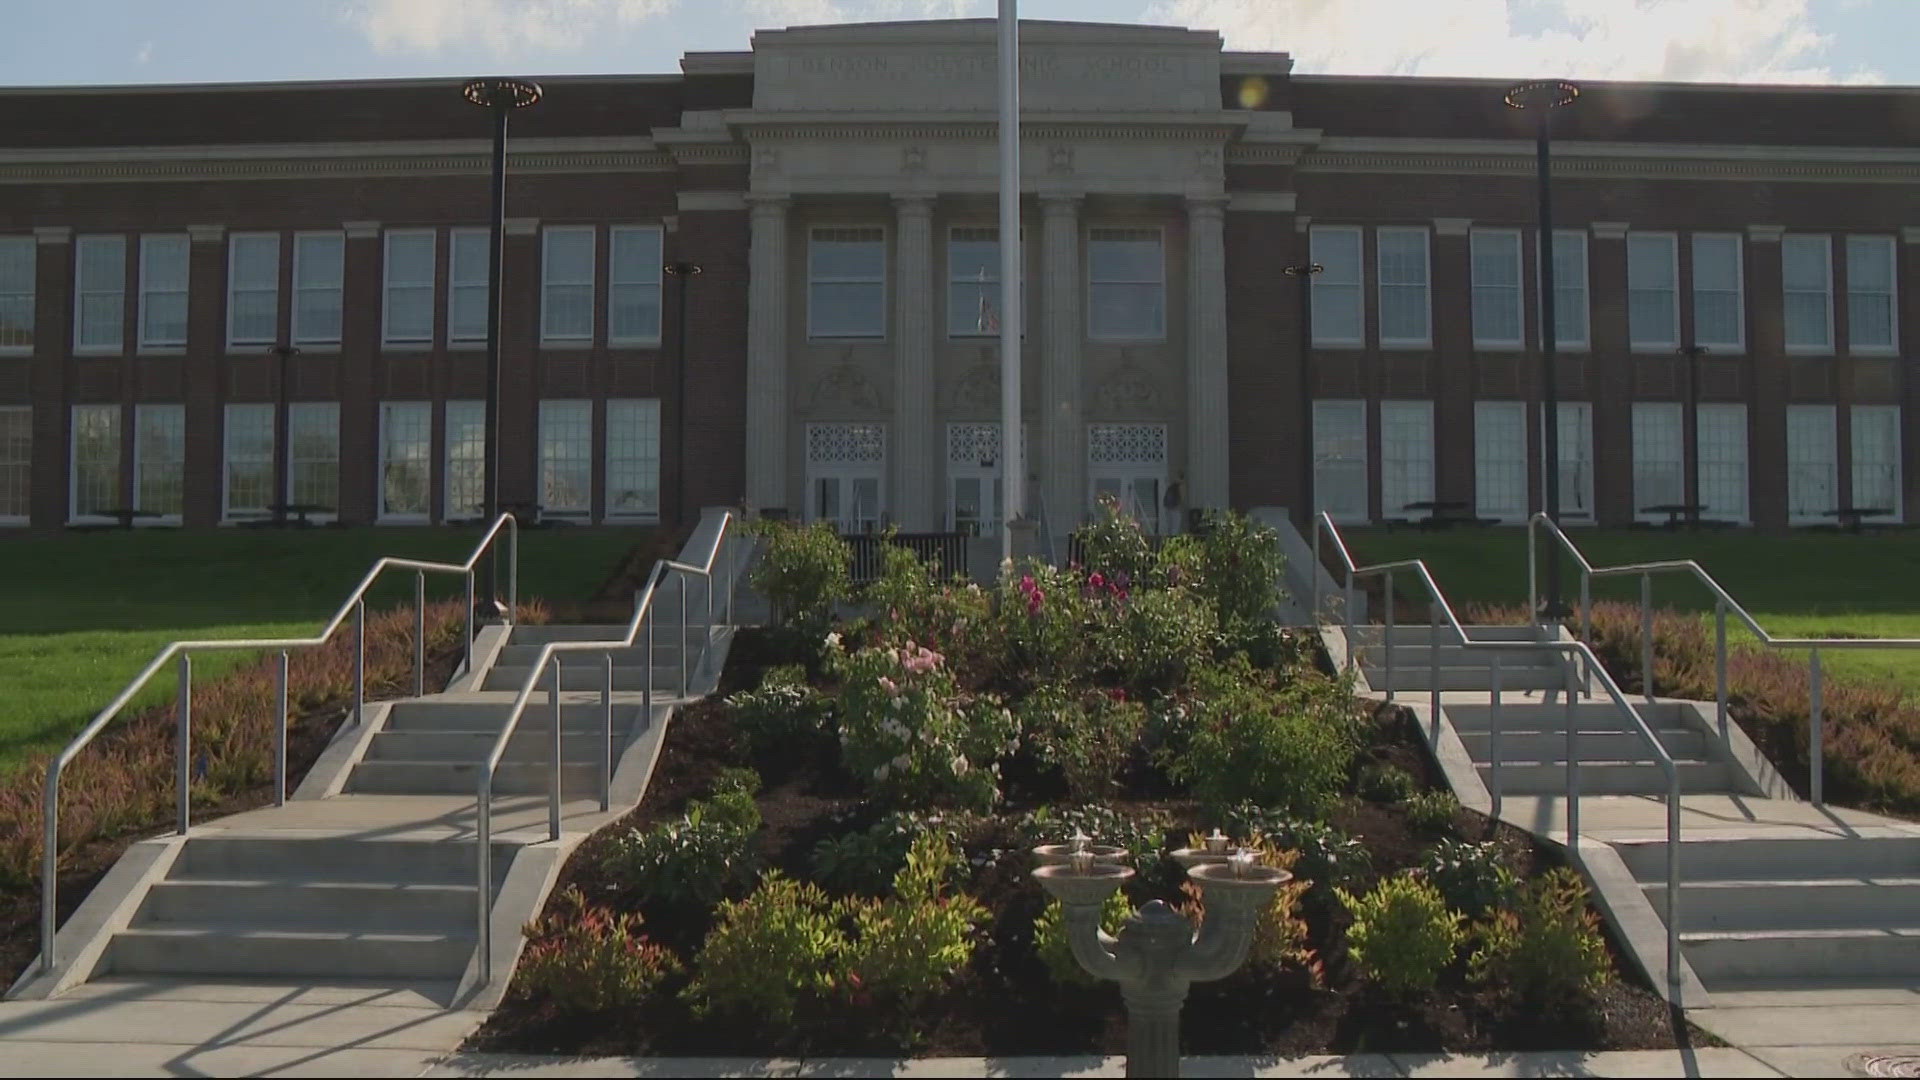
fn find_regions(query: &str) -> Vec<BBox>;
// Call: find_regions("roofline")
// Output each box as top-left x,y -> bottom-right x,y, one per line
1291,72 -> 1920,95
0,72 -> 683,96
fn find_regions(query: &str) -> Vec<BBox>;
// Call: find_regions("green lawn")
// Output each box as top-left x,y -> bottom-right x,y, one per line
0,526 -> 651,776
1341,526 -> 1920,687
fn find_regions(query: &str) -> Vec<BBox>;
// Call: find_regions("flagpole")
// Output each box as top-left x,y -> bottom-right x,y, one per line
997,0 -> 1022,564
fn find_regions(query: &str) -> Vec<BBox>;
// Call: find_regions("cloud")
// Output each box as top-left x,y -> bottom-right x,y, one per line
1145,0 -> 1882,84
135,41 -> 153,65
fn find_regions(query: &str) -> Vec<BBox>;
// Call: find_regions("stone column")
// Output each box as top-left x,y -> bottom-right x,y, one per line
1187,195 -> 1230,514
891,195 -> 936,531
1040,194 -> 1084,535
744,195 -> 790,514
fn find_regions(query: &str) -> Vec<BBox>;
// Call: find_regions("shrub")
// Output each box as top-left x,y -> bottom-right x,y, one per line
1337,873 -> 1465,997
1356,762 -> 1418,803
726,665 -> 834,758
1177,838 -> 1318,981
1403,789 -> 1460,836
839,833 -> 988,1007
830,636 -> 1015,810
1099,585 -> 1218,695
1469,867 -> 1610,1007
683,873 -> 844,1022
1076,494 -> 1160,587
1171,657 -> 1361,818
1022,686 -> 1149,802
811,826 -> 911,897
1161,510 -> 1287,651
1033,888 -> 1133,986
518,886 -> 680,1014
605,798 -> 759,908
1016,803 -> 1172,885
1423,839 -> 1518,918
749,519 -> 852,630
1218,806 -> 1371,896
989,562 -> 1096,689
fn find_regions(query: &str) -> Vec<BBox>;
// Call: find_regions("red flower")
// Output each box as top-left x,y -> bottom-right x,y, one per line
1088,572 -> 1106,589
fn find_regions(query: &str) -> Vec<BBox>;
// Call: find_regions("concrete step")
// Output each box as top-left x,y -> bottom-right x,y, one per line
1616,836 -> 1920,883
174,837 -> 505,885
1445,700 -> 1695,731
1680,927 -> 1920,984
1474,759 -> 1731,795
382,700 -> 649,733
1363,664 -> 1567,691
482,664 -> 675,692
1457,728 -> 1706,763
506,623 -> 697,645
1644,877 -> 1920,933
139,879 -> 475,931
103,927 -> 476,981
365,728 -> 631,763
1349,624 -> 1542,646
345,758 -> 601,796
1355,643 -> 1561,669
495,641 -> 675,666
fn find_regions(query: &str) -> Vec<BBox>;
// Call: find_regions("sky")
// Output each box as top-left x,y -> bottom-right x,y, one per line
4,0 -> 1920,88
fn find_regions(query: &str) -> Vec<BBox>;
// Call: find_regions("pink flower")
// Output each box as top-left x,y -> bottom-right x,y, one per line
878,676 -> 898,695
1088,572 -> 1106,589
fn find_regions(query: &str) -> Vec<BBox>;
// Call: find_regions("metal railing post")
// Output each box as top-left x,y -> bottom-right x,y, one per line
1528,522 -> 1539,621
1666,791 -> 1682,1003
176,654 -> 192,835
1566,653 -> 1580,847
1344,570 -> 1355,676
1429,595 -> 1441,741
1383,570 -> 1395,704
477,784 -> 492,987
464,572 -> 476,677
601,653 -> 613,813
354,599 -> 366,726
275,651 -> 289,807
1310,520 -> 1321,620
680,574 -> 689,699
1810,647 -> 1824,807
645,607 -> 654,724
414,570 -> 426,698
725,530 -> 736,627
549,656 -> 562,841
1489,652 -> 1503,822
1640,573 -> 1655,707
1581,571 -> 1592,649
1715,600 -> 1729,742
508,518 -> 519,625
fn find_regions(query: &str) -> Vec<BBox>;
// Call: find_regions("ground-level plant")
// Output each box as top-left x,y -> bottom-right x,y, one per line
1337,873 -> 1465,997
517,886 -> 680,1014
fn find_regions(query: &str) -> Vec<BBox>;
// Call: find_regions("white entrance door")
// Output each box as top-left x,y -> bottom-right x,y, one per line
805,423 -> 886,534
946,422 -> 1028,537
1087,423 -> 1169,534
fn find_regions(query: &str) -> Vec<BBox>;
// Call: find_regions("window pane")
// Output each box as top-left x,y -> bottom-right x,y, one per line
1848,236 -> 1895,350
1089,233 -> 1162,282
0,238 -> 32,351
295,235 -> 343,288
810,281 -> 885,337
1551,231 -> 1589,346
386,233 -> 433,282
1090,282 -> 1165,339
289,403 -> 340,509
544,229 -> 594,281
1786,405 -> 1837,519
72,404 -> 120,517
809,230 -> 884,278
1632,404 -> 1684,513
1628,234 -> 1677,346
610,227 -> 661,282
1475,402 -> 1526,520
1698,404 -> 1748,521
380,403 -> 430,516
1380,402 -> 1434,514
1783,236 -> 1829,291
135,405 -> 185,516
1312,400 -> 1367,520
445,400 -> 485,518
539,401 -> 593,514
294,234 -> 343,344
1313,283 -> 1362,343
607,399 -> 660,518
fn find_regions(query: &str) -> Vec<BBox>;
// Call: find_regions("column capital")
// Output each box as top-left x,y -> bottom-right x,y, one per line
33,226 -> 71,246
1186,194 -> 1230,218
1590,221 -> 1630,240
187,224 -> 226,243
891,193 -> 935,214
1294,214 -> 1313,233
1746,224 -> 1785,243
343,220 -> 381,239
745,192 -> 792,212
1039,192 -> 1084,212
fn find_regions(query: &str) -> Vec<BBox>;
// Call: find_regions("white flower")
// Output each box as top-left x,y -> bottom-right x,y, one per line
952,754 -> 970,776
824,631 -> 842,650
892,753 -> 911,771
874,764 -> 890,781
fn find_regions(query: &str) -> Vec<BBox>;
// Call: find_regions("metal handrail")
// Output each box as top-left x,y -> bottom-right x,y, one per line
1311,512 -> 1684,1001
40,513 -> 520,976
473,510 -> 740,986
1528,511 -> 1920,805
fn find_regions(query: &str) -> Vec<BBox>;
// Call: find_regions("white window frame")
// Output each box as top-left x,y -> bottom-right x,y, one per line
132,403 -> 185,523
806,421 -> 888,533
1783,233 -> 1835,355
1697,403 -> 1749,524
1379,400 -> 1435,517
1538,229 -> 1591,351
1087,227 -> 1166,342
443,400 -> 485,522
807,226 -> 887,341
382,228 -> 436,348
0,406 -> 29,523
69,403 -> 120,523
137,234 -> 189,353
1310,225 -> 1364,347
448,227 -> 490,348
1631,402 -> 1685,523
606,399 -> 661,521
1627,231 -> 1680,352
539,399 -> 594,518
1312,400 -> 1369,523
0,236 -> 34,355
226,232 -> 280,350
1690,232 -> 1745,352
1851,404 -> 1902,523
1469,228 -> 1523,349
608,226 -> 664,347
288,402 -> 340,520
378,401 -> 432,522
1539,401 -> 1595,523
947,226 -> 1027,339
1786,403 -> 1838,524
541,226 -> 598,346
1846,235 -> 1898,355
1375,227 -> 1431,348
74,235 -> 125,355
292,231 -> 344,349
1474,400 -> 1527,523
222,402 -> 275,521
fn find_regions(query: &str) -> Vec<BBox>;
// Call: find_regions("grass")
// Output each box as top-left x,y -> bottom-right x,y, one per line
1340,526 -> 1920,688
0,525 -> 653,777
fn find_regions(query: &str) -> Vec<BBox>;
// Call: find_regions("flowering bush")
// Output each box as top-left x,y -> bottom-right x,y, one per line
988,562 -> 1094,688
1019,685 -> 1148,802
726,663 -> 835,760
865,542 -> 995,676
517,886 -> 680,1014
748,518 -> 852,631
829,635 -> 1015,809
1160,510 -> 1287,653
1423,838 -> 1518,919
1076,494 -> 1160,587
1090,576 -> 1217,695
838,833 -> 988,1008
1178,836 -> 1319,981
1170,657 -> 1363,818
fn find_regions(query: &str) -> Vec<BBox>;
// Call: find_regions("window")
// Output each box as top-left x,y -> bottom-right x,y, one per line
1852,405 -> 1901,522
606,399 -> 661,519
1376,227 -> 1430,346
227,233 -> 279,349
70,404 -> 119,520
1541,401 -> 1594,521
1698,404 -> 1749,523
948,227 -> 1026,338
448,228 -> 489,346
1631,403 -> 1684,522
1691,233 -> 1744,350
134,403 -> 184,519
946,422 -> 1028,535
444,400 -> 484,520
609,227 -> 663,345
288,402 -> 339,512
74,235 -> 125,353
808,227 -> 886,339
0,407 -> 28,521
0,237 -> 33,352
540,227 -> 596,344
1312,400 -> 1368,522
1086,423 -> 1167,534
223,403 -> 274,519
137,236 -> 189,351
1088,228 -> 1164,340
1475,401 -> 1527,522
806,422 -> 887,533
379,402 -> 430,520
1627,232 -> 1678,350
1786,404 -> 1838,523
1380,401 -> 1435,516
292,232 -> 344,347
1783,234 -> 1833,352
382,230 -> 435,346
1847,235 -> 1897,353
1310,226 -> 1363,346
1541,229 -> 1589,349
539,400 -> 593,516
1470,229 -> 1522,348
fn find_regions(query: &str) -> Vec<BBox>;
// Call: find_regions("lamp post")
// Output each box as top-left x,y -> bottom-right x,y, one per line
665,260 -> 703,525
1680,342 -> 1708,528
461,76 -> 541,621
1282,262 -> 1323,528
267,343 -> 300,525
1504,78 -> 1579,619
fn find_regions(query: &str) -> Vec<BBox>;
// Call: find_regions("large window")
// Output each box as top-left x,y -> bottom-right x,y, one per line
542,226 -> 596,344
0,237 -> 33,352
1542,401 -> 1594,522
1691,233 -> 1744,350
1474,401 -> 1527,522
1852,405 -> 1901,522
1312,400 -> 1368,522
383,229 -> 435,347
1631,402 -> 1684,521
948,227 -> 1025,338
444,400 -> 484,520
1088,228 -> 1164,340
223,403 -> 274,519
74,235 -> 125,353
1380,401 -> 1434,516
1783,234 -> 1833,353
1697,404 -> 1748,523
70,404 -> 120,520
808,228 -> 886,339
448,228 -> 489,346
138,235 -> 189,351
1786,404 -> 1837,523
1541,229 -> 1590,348
1847,235 -> 1897,353
1627,232 -> 1678,350
227,233 -> 279,349
606,399 -> 661,520
609,226 -> 664,345
292,232 -> 344,347
1375,227 -> 1430,347
539,400 -> 593,517
379,401 -> 431,520
1310,225 -> 1363,346
288,402 -> 339,512
0,407 -> 28,522
1469,229 -> 1522,348
134,403 -> 184,519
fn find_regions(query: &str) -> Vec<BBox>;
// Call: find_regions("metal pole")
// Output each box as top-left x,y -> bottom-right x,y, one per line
1490,652 -> 1503,822
1343,571 -> 1355,676
414,570 -> 426,698
1581,572 -> 1592,650
480,97 -> 508,621
676,264 -> 691,523
508,518 -> 519,624
1383,570 -> 1395,704
1429,596 -> 1441,741
679,576 -> 689,699
1641,574 -> 1655,706
1566,657 -> 1580,847
477,782 -> 492,985
550,656 -> 562,841
177,654 -> 191,835
601,653 -> 613,813
463,572 -> 475,678
1538,104 -> 1564,620
1666,794 -> 1682,1004
1810,648 -> 1824,806
1527,520 -> 1539,621
996,0 -> 1022,564
353,598 -> 365,726
725,529 -> 736,627
645,607 -> 654,725
1715,600 -> 1729,741
275,651 -> 289,807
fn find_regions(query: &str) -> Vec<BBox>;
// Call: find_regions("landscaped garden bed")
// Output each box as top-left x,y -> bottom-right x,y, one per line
474,508 -> 1706,1057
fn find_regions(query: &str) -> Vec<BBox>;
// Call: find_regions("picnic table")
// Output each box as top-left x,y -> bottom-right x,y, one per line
70,507 -> 166,531
269,502 -> 333,527
1823,506 -> 1893,533
1639,503 -> 1708,530
1397,500 -> 1491,529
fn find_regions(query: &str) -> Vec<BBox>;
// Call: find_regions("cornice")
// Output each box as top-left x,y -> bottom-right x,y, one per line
1299,136 -> 1920,183
0,138 -> 675,184
1225,145 -> 1308,166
